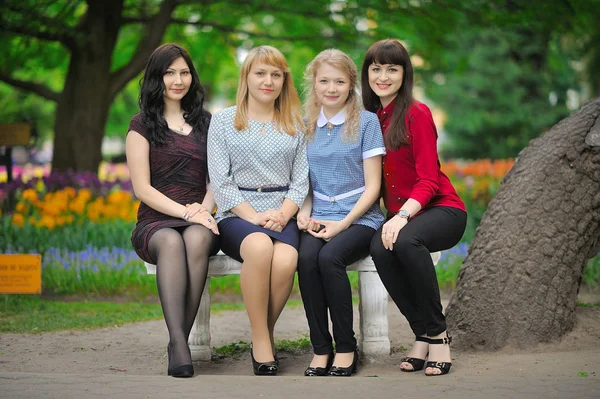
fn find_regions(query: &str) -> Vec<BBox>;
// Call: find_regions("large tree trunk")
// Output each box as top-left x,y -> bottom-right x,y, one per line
446,97 -> 600,350
52,0 -> 123,172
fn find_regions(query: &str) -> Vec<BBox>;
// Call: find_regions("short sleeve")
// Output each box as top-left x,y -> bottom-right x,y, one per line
360,110 -> 386,159
127,114 -> 150,141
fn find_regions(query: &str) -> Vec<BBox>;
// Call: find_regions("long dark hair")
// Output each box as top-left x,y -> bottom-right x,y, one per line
138,43 -> 208,146
361,39 -> 414,150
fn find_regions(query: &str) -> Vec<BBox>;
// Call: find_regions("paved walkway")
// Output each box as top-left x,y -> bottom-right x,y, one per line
1,371 -> 599,398
2,300 -> 600,398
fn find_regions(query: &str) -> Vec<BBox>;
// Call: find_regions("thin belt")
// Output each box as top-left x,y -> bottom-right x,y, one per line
238,185 -> 289,193
313,186 -> 365,203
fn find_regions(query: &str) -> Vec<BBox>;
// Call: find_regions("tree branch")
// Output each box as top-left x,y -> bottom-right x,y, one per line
109,0 -> 179,98
1,3 -> 77,49
122,17 -> 352,44
0,72 -> 61,102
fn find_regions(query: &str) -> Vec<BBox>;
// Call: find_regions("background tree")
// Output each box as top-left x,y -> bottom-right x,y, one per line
0,0 -> 362,172
446,97 -> 600,349
2,0 -> 600,170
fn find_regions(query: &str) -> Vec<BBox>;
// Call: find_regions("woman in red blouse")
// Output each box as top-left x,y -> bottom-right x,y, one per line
361,39 -> 467,376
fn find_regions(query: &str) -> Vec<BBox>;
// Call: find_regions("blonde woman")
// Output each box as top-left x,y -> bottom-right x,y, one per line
207,45 -> 308,376
297,49 -> 385,376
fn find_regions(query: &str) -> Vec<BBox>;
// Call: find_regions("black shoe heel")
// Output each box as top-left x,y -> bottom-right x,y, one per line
400,336 -> 431,372
167,344 -> 194,378
251,347 -> 278,376
328,349 -> 359,377
304,351 -> 334,376
425,334 -> 452,376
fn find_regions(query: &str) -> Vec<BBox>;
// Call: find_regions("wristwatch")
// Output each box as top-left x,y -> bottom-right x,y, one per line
397,210 -> 411,220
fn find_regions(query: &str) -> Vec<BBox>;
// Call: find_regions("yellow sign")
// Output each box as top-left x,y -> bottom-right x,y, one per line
0,254 -> 42,294
0,123 -> 32,146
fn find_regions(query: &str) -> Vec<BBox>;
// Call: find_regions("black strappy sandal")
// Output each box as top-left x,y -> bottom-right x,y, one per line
424,335 -> 452,376
400,336 -> 430,372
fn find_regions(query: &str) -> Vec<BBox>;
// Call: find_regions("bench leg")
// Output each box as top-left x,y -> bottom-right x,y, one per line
358,271 -> 390,358
188,277 -> 212,361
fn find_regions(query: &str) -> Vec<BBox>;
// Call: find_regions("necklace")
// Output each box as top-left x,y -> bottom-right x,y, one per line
167,114 -> 186,132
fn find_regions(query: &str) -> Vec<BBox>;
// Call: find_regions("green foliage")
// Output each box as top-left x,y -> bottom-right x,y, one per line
214,341 -> 251,356
423,26 -> 575,159
214,335 -> 311,357
583,255 -> 600,288
0,295 -> 164,333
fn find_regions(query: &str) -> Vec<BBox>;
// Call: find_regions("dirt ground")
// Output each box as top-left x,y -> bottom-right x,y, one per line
1,296 -> 599,379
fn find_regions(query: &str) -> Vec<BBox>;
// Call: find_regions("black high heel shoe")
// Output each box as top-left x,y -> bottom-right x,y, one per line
328,349 -> 359,377
167,343 -> 194,378
250,347 -> 278,376
304,351 -> 334,376
424,334 -> 452,376
400,336 -> 431,372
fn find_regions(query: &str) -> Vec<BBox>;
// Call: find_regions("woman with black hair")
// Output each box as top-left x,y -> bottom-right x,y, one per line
362,39 -> 467,376
126,43 -> 219,378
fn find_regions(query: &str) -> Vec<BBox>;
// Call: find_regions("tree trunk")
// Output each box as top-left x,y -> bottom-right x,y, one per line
446,97 -> 600,350
52,0 -> 123,172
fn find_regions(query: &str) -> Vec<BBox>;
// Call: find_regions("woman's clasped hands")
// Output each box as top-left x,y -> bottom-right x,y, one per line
251,209 -> 287,232
183,202 -> 219,235
297,215 -> 349,241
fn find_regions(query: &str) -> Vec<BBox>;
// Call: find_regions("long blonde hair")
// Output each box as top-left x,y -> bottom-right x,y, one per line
303,49 -> 361,142
234,46 -> 303,135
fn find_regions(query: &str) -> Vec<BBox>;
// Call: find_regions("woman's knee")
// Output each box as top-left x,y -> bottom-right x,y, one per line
393,234 -> 423,255
240,233 -> 274,262
150,228 -> 185,255
317,246 -> 346,270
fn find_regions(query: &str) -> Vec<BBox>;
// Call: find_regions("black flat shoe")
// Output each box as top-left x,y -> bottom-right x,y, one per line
304,351 -> 334,376
425,334 -> 452,376
251,347 -> 278,376
167,344 -> 194,378
328,349 -> 359,377
400,336 -> 431,372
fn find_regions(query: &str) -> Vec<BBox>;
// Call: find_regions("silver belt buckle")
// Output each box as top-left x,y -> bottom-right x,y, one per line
329,196 -> 336,203
257,187 -> 263,192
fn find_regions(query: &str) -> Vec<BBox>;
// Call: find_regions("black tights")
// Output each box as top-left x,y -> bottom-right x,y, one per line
148,225 -> 217,368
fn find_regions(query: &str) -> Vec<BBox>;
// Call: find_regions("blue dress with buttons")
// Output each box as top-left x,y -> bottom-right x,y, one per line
308,109 -> 385,229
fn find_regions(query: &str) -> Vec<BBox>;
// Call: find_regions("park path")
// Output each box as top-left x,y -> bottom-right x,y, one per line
1,300 -> 599,398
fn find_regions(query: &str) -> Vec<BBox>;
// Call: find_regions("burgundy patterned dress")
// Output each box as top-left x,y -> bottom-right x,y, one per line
128,113 -> 210,263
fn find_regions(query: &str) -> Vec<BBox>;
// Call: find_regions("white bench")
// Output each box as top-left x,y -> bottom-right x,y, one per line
145,251 -> 441,361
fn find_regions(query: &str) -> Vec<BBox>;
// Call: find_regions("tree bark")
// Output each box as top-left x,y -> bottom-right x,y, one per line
446,97 -> 600,350
51,0 -> 124,172
51,0 -> 177,172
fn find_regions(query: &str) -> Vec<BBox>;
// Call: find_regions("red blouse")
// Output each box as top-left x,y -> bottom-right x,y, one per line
377,100 -> 466,215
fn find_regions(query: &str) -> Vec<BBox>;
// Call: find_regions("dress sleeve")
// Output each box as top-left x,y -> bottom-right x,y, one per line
127,114 -> 150,141
408,104 -> 441,207
285,132 -> 309,207
207,112 -> 246,213
361,111 -> 386,159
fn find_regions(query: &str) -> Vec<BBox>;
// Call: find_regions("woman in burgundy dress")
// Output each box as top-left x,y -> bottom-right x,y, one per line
362,39 -> 467,376
126,43 -> 219,378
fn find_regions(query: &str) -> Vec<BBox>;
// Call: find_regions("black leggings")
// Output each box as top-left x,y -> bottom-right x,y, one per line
370,206 -> 466,336
297,224 -> 376,354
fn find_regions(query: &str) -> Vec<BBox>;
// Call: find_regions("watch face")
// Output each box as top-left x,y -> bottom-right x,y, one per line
399,210 -> 410,218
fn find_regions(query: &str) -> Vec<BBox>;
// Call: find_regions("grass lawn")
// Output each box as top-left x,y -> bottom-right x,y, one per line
0,295 -> 304,334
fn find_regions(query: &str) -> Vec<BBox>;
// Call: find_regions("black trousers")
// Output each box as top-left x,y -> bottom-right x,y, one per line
370,206 -> 467,337
297,224 -> 376,354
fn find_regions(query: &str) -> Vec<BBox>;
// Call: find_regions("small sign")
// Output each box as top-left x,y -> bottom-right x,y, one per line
0,254 -> 42,294
0,123 -> 32,146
